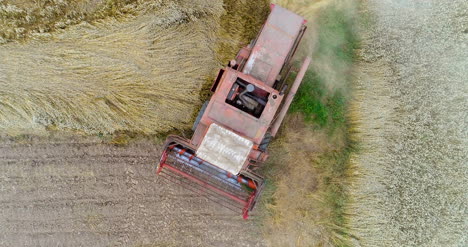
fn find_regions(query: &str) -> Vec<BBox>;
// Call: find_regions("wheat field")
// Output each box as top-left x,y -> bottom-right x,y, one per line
347,1 -> 467,246
0,0 -> 259,135
0,0 -> 270,136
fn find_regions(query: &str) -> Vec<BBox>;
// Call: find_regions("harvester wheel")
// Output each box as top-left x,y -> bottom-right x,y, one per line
192,101 -> 209,131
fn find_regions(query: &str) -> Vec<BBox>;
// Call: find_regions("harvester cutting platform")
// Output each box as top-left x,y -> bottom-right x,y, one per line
156,4 -> 310,219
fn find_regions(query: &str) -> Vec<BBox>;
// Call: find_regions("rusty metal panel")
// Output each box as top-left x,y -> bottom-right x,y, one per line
191,122 -> 208,147
207,101 -> 261,140
195,69 -> 283,145
242,5 -> 305,86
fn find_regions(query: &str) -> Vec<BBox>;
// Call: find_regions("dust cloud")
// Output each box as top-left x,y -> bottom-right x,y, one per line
275,0 -> 357,93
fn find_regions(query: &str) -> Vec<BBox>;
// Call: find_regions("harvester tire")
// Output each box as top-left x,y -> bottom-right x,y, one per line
192,101 -> 209,131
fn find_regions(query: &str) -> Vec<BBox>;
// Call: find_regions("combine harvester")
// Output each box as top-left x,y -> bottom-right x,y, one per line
157,4 -> 310,219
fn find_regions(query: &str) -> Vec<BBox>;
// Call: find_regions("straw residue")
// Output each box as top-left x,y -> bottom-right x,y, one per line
0,0 -> 224,135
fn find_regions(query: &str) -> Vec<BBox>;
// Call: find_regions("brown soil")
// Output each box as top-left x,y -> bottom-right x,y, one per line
0,136 -> 264,246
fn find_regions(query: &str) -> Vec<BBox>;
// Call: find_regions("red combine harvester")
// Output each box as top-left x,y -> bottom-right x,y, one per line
156,4 -> 310,219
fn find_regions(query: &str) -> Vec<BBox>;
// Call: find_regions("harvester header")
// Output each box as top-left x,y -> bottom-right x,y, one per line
156,4 -> 310,219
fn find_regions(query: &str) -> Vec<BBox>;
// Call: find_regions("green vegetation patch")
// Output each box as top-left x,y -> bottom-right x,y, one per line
290,6 -> 357,130
289,70 -> 346,129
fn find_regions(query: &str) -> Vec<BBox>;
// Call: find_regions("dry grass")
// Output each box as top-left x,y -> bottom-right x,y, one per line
261,115 -> 346,246
196,0 -> 270,112
0,0 -> 273,137
214,0 -> 270,63
0,0 -> 226,135
0,0 -> 193,42
1,0 -> 128,42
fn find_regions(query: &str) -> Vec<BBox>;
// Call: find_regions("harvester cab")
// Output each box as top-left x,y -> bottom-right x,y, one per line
156,4 -> 311,219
